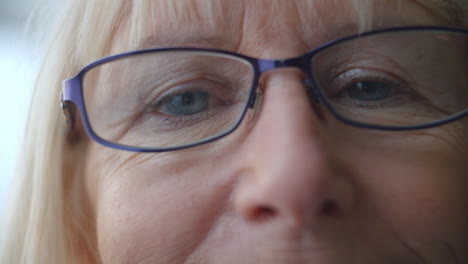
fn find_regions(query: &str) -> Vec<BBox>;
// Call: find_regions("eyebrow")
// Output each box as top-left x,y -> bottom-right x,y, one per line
137,35 -> 229,50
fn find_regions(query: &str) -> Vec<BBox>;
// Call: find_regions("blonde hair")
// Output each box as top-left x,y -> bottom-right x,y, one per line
1,0 -> 467,263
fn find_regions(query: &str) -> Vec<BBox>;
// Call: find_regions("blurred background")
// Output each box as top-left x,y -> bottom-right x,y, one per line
0,0 -> 58,213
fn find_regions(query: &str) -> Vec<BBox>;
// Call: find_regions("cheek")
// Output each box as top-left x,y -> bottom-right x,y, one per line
340,125 -> 468,243
91,147 -> 236,264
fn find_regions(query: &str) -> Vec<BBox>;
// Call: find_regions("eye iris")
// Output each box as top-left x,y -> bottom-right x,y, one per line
347,81 -> 392,101
164,91 -> 209,116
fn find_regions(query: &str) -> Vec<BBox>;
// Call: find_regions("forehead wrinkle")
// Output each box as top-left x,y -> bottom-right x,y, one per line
137,36 -> 234,50
239,1 -> 304,50
296,0 -> 361,44
128,0 -> 244,51
414,0 -> 464,26
133,1 -> 302,54
236,0 -> 357,57
122,0 -> 464,55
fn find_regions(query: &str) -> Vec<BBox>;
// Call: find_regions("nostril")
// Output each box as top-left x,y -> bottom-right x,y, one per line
253,205 -> 277,221
321,199 -> 338,215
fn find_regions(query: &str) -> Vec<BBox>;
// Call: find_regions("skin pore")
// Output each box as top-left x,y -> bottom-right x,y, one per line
79,0 -> 468,263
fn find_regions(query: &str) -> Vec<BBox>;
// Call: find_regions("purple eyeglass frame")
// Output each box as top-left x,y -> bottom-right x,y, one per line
61,26 -> 468,152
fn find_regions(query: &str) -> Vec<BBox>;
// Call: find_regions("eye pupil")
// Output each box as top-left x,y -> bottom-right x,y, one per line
347,81 -> 392,101
180,93 -> 195,104
164,91 -> 209,116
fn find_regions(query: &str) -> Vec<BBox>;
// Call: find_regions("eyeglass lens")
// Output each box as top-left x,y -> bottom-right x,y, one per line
83,52 -> 255,149
312,30 -> 468,128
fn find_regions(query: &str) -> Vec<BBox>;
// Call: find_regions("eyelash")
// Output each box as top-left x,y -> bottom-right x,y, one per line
324,68 -> 414,106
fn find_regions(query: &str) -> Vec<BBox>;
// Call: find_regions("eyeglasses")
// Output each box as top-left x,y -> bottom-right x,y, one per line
61,26 -> 468,152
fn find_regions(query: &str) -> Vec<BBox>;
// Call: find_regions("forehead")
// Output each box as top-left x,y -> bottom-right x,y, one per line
112,0 -> 447,57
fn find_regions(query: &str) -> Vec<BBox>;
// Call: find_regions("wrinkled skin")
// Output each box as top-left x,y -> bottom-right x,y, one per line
80,0 -> 468,263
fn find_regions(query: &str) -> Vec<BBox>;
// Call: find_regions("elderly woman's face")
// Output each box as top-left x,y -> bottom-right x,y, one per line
82,0 -> 468,263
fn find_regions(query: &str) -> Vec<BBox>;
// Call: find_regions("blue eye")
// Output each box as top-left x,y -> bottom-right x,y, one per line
345,81 -> 392,101
161,91 -> 209,116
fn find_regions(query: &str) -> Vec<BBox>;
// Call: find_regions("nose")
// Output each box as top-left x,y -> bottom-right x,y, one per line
233,69 -> 356,228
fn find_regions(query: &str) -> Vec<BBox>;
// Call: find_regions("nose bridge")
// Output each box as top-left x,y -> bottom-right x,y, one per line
247,70 -> 327,182
258,71 -> 319,147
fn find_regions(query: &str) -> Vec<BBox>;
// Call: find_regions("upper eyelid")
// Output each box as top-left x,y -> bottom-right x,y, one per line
324,69 -> 395,93
320,54 -> 415,83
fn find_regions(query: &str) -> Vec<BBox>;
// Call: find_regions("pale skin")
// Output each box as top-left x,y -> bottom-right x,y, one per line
78,0 -> 468,263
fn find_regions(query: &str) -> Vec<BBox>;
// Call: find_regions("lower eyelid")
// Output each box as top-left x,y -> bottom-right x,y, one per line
139,108 -> 215,132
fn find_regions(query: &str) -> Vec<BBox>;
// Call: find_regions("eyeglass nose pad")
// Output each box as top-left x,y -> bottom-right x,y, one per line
305,78 -> 320,104
61,96 -> 81,143
61,101 -> 76,130
304,78 -> 329,122
246,83 -> 264,122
